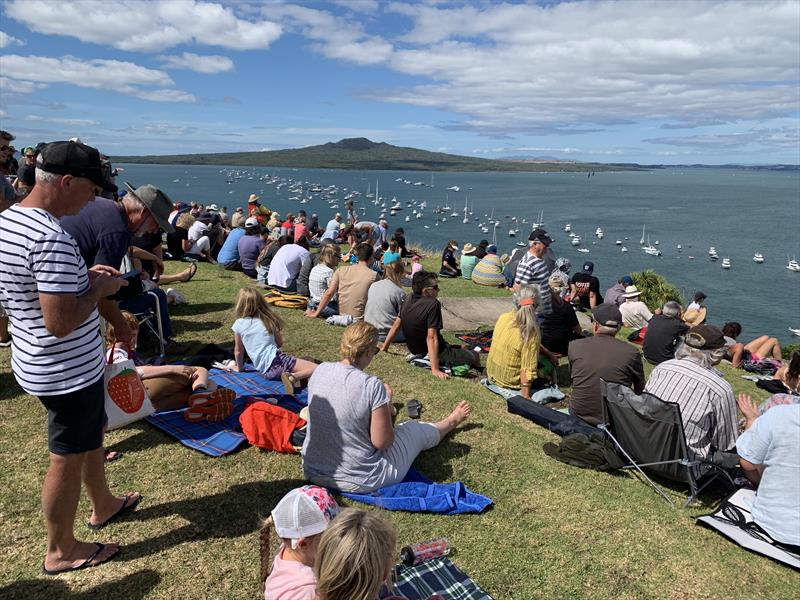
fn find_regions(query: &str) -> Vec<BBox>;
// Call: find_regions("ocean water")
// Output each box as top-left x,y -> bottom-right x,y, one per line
118,163 -> 800,343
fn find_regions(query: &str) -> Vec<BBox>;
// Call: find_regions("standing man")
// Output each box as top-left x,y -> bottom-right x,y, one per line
0,141 -> 140,574
514,228 -> 554,316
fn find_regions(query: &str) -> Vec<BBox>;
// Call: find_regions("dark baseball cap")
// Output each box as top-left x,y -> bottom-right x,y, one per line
529,228 -> 554,245
582,261 -> 594,273
592,303 -> 622,328
36,141 -> 117,193
685,324 -> 726,350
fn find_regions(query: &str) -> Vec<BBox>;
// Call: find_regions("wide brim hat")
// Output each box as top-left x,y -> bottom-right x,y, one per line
462,242 -> 476,255
125,182 -> 174,232
623,285 -> 642,298
248,193 -> 260,203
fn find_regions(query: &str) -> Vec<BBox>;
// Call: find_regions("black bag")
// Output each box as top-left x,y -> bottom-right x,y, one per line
542,432 -> 624,471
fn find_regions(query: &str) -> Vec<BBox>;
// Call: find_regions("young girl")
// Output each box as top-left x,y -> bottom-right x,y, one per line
107,312 -> 234,420
308,245 -> 341,318
260,486 -> 339,600
232,287 -> 318,393
382,239 -> 401,266
313,508 -> 396,600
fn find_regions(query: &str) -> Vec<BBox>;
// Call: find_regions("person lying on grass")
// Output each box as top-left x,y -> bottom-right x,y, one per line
232,287 -> 318,394
107,312 -> 234,419
260,486 -> 339,600
301,321 -> 471,493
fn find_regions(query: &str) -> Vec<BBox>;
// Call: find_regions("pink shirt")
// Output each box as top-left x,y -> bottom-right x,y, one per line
411,262 -> 422,275
293,223 -> 310,243
264,544 -> 316,600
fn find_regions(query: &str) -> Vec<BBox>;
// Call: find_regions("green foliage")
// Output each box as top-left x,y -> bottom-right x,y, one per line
782,343 -> 799,360
631,269 -> 684,309
112,137 -> 646,173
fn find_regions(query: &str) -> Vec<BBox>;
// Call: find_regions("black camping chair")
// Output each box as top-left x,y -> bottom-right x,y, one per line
598,380 -> 736,508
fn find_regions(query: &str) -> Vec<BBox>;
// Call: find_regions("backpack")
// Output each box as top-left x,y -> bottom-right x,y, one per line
542,432 -> 624,471
239,401 -> 306,454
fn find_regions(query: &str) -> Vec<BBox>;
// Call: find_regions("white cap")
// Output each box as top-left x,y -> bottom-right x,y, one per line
244,216 -> 259,227
208,204 -> 218,211
271,486 -> 339,548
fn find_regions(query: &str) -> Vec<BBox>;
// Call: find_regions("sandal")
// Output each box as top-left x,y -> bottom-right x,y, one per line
42,542 -> 119,575
406,399 -> 422,419
281,372 -> 299,396
184,387 -> 236,423
87,492 -> 142,530
181,262 -> 198,283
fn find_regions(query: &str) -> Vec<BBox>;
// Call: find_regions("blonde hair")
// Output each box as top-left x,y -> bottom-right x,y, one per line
320,244 -> 341,269
314,509 -> 397,600
339,321 -> 378,362
234,287 -> 284,336
176,212 -> 195,229
107,310 -> 139,345
512,284 -> 540,344
383,259 -> 404,286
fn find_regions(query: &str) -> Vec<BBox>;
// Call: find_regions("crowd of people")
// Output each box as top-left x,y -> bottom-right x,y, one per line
0,135 -> 798,595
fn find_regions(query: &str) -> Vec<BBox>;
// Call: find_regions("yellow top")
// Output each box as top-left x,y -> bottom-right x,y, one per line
486,310 -> 540,390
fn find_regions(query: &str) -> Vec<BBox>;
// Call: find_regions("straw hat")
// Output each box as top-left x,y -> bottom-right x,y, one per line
623,285 -> 642,298
247,193 -> 260,203
462,243 -> 476,255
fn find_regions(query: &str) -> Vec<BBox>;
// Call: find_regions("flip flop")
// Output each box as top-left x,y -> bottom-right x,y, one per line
281,372 -> 299,396
182,262 -> 198,282
184,387 -> 236,422
406,399 -> 422,419
42,542 -> 119,576
87,493 -> 142,530
104,449 -> 123,463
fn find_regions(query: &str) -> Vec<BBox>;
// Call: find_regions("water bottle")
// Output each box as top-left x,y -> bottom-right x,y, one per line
400,538 -> 450,566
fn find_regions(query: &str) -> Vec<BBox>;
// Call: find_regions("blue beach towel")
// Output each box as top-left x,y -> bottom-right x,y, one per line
144,368 -> 308,457
341,468 -> 493,515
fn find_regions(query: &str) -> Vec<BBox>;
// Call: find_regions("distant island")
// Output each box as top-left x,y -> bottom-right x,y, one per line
113,137 -> 650,173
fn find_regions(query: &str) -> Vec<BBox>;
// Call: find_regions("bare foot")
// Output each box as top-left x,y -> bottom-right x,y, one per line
448,400 -> 471,427
43,540 -> 120,574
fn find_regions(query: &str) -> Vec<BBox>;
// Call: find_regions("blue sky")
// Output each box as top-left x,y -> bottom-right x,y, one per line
1,0 -> 798,164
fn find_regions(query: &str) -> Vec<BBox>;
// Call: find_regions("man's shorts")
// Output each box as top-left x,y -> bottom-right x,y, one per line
439,345 -> 478,368
37,376 -> 105,455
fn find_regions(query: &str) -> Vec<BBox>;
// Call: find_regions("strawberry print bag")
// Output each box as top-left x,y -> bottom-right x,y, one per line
104,345 -> 155,430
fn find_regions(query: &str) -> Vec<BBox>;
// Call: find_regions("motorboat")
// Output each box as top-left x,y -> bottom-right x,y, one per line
753,253 -> 764,263
721,258 -> 731,269
615,240 -> 622,245
787,258 -> 800,272
790,328 -> 800,336
447,186 -> 460,192
595,227 -> 604,239
571,235 -> 581,246
564,223 -> 572,232
621,246 -> 628,252
577,248 -> 590,254
509,229 -> 517,237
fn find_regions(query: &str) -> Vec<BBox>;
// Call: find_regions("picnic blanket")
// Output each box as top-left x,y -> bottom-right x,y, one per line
455,330 -> 493,352
340,468 -> 493,515
506,395 -> 600,438
144,368 -> 308,457
696,488 -> 800,570
382,557 -> 493,600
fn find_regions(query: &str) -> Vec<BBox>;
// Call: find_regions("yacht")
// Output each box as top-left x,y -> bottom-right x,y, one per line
753,253 -> 764,263
571,235 -> 581,246
447,186 -> 460,192
405,215 -> 411,222
508,229 -> 517,237
564,223 -> 572,232
787,258 -> 800,272
643,235 -> 661,256
677,244 -> 682,252
708,246 -> 719,261
595,227 -> 604,239
790,328 -> 800,337
621,246 -> 628,253
721,258 -> 731,269
615,239 -> 622,245
577,248 -> 590,254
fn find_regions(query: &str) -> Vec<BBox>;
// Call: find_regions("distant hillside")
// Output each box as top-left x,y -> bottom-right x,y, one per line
113,138 -> 647,172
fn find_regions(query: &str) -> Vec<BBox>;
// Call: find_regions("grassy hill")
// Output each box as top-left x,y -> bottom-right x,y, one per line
112,137 -> 647,172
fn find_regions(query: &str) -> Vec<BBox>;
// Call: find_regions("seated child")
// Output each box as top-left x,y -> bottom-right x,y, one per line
260,486 -> 339,600
107,312 -> 234,420
232,287 -> 318,393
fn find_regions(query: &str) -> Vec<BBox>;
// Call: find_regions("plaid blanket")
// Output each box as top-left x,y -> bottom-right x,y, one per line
384,557 -> 493,600
455,330 -> 493,352
144,368 -> 308,457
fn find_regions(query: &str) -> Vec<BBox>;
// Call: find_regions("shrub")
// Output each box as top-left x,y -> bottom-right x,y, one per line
630,269 -> 684,310
782,344 -> 799,360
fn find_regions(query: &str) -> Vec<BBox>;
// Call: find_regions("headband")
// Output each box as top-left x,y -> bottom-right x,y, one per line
519,298 -> 536,306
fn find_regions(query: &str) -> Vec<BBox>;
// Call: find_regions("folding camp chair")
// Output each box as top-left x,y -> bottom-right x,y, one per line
598,380 -> 736,508
131,291 -> 166,359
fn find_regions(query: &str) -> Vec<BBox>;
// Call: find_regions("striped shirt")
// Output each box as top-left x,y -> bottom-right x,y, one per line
308,264 -> 335,303
644,357 -> 737,475
0,206 -> 104,396
514,252 -> 551,315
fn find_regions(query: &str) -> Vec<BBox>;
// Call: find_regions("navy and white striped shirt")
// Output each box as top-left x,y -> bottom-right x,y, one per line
514,251 -> 552,315
0,205 -> 104,395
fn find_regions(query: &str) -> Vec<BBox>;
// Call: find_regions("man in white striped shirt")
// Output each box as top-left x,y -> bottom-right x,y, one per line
514,228 -> 554,316
0,141 -> 140,575
644,324 -> 738,477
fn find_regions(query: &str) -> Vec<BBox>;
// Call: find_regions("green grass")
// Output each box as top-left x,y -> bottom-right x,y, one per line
0,261 -> 796,599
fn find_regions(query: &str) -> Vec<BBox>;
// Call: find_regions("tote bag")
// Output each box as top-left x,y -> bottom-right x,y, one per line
104,346 -> 156,430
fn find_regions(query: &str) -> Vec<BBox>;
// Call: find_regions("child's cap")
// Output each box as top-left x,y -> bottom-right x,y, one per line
271,485 -> 339,548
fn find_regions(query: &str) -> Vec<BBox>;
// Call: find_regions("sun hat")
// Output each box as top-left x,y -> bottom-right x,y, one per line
339,223 -> 347,230
38,141 -> 117,193
462,243 -> 476,255
582,261 -> 594,273
234,207 -> 243,212
623,285 -> 642,298
244,216 -> 259,227
247,193 -> 260,203
335,212 -> 341,219
684,324 -> 725,350
548,271 -> 569,291
208,203 -> 218,211
124,182 -> 175,232
592,303 -> 622,328
271,485 -> 339,549
528,228 -> 554,245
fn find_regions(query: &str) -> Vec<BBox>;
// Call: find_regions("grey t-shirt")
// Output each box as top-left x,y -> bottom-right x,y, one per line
301,362 -> 390,491
364,279 -> 406,334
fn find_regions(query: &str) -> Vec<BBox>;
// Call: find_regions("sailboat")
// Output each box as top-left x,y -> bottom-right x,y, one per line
462,197 -> 469,224
639,225 -> 646,246
753,253 -> 764,263
721,257 -> 731,269
787,258 -> 800,272
643,235 -> 661,256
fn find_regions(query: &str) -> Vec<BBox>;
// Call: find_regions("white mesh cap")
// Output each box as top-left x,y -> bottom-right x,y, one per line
271,486 -> 339,548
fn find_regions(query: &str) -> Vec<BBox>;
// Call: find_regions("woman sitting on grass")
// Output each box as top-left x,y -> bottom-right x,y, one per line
301,321 -> 471,493
483,284 -> 548,400
107,312 -> 234,419
232,287 -> 318,393
722,321 -> 783,368
471,244 -> 506,287
364,260 -> 407,342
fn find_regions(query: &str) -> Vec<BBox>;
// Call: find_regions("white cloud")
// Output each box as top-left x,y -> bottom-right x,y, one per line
264,4 -> 392,65
0,76 -> 46,94
645,126 -> 800,149
0,30 -> 24,48
158,53 -> 235,74
4,0 -> 282,52
25,115 -> 100,126
1,55 -> 196,103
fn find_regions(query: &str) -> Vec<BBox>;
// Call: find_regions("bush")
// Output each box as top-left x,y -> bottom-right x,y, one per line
782,344 -> 799,360
630,269 -> 684,309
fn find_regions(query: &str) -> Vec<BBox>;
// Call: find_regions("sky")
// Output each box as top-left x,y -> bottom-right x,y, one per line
1,0 -> 798,164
